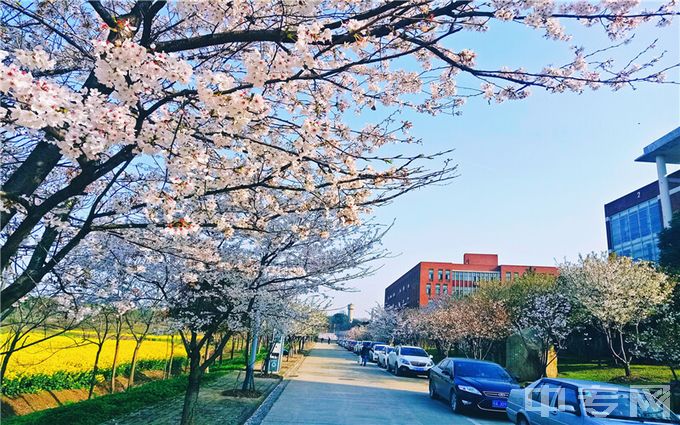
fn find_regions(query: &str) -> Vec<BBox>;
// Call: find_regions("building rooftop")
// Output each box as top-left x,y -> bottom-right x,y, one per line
635,127 -> 680,164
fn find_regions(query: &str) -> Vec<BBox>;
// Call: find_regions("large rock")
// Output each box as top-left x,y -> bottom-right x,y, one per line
505,330 -> 558,381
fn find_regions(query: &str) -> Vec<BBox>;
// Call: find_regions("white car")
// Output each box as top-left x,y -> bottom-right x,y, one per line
377,346 -> 394,368
370,344 -> 388,362
387,345 -> 434,376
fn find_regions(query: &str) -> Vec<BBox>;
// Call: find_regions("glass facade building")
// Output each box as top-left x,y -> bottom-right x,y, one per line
605,170 -> 680,262
608,198 -> 662,261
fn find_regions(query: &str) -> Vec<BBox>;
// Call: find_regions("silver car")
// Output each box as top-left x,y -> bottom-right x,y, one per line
507,378 -> 679,425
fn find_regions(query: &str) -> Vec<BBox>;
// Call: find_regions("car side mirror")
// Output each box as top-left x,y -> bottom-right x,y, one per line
429,355 -> 434,359
442,369 -> 450,377
558,405 -> 577,414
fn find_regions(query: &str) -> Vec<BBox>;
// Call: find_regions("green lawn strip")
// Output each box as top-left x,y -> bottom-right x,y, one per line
3,372 -> 226,425
558,363 -> 674,385
211,349 -> 267,372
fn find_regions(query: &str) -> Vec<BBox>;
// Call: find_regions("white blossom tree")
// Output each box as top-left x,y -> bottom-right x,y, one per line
2,0 -> 678,313
78,209 -> 386,424
366,304 -> 403,344
480,272 -> 572,376
561,253 -> 675,377
517,291 -> 572,376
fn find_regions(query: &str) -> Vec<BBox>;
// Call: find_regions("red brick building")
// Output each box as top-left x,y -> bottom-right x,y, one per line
384,253 -> 558,308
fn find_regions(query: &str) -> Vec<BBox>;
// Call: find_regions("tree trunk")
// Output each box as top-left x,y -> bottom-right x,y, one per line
242,321 -> 259,392
110,324 -> 122,393
165,335 -> 175,379
230,336 -> 235,360
203,337 -> 211,374
88,342 -> 104,399
624,362 -> 632,377
127,339 -> 143,389
0,332 -> 20,383
179,355 -> 203,425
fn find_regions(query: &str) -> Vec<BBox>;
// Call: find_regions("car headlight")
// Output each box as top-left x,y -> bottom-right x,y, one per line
400,358 -> 411,365
457,385 -> 482,395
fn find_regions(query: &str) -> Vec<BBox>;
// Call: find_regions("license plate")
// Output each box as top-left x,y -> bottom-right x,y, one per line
491,400 -> 507,409
413,367 -> 425,371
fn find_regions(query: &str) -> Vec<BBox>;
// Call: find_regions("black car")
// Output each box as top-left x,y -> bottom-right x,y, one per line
428,358 -> 520,414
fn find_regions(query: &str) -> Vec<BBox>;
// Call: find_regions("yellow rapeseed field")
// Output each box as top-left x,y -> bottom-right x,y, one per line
2,332 -> 186,379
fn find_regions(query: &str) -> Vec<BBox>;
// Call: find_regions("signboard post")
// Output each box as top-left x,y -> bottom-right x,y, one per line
267,333 -> 285,373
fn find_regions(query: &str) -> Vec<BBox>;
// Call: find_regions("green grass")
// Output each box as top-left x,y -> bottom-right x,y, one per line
3,372 -> 227,425
558,363 -> 675,385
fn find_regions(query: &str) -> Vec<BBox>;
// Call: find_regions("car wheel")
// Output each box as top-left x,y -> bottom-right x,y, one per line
428,380 -> 437,399
516,415 -> 529,425
450,391 -> 460,413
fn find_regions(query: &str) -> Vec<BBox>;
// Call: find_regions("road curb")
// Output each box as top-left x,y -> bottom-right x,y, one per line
243,352 -> 308,425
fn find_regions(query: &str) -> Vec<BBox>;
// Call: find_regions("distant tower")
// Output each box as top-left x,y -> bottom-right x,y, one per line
347,303 -> 355,322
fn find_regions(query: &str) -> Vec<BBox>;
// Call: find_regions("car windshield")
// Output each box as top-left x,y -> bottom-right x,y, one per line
582,388 -> 679,423
374,345 -> 386,351
385,347 -> 395,353
455,362 -> 511,380
400,347 -> 428,357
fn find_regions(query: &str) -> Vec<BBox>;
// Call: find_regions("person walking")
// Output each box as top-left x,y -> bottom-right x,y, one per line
360,343 -> 370,367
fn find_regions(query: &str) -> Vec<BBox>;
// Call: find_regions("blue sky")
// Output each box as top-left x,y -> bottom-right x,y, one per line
327,14 -> 680,318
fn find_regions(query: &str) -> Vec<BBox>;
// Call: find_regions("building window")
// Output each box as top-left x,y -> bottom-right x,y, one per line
426,283 -> 431,296
428,269 -> 434,280
506,272 -> 511,281
443,285 -> 448,295
514,272 -> 519,279
438,269 -> 443,280
445,270 -> 450,280
435,284 -> 441,295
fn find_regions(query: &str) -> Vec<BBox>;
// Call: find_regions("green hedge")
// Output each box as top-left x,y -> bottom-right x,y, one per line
1,356 -> 187,397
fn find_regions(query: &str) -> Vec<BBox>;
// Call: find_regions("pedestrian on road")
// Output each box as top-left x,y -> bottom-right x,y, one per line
360,344 -> 370,366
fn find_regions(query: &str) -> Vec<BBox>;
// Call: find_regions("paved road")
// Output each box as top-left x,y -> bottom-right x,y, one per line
260,343 -> 511,425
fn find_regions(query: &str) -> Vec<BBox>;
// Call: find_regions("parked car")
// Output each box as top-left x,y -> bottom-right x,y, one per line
355,340 -> 372,355
377,346 -> 394,368
429,357 -> 519,414
506,378 -> 680,425
387,345 -> 434,376
370,344 -> 388,362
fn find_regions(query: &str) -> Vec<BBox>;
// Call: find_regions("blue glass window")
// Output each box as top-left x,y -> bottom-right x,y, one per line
638,204 -> 651,237
628,209 -> 640,240
619,215 -> 630,244
650,201 -> 662,234
611,216 -> 622,246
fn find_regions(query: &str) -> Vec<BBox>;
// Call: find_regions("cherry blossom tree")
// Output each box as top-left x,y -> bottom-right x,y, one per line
346,325 -> 369,341
560,252 -> 675,377
481,272 -> 572,376
2,0 -> 678,313
420,297 -> 466,356
367,304 -> 404,344
0,288 -> 85,384
80,210 -> 386,424
454,293 -> 510,360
